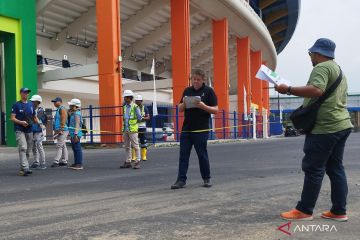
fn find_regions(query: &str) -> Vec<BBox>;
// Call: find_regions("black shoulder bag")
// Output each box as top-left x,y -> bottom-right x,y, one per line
289,68 -> 343,134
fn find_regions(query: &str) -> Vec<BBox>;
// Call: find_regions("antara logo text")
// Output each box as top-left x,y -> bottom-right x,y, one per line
277,222 -> 338,236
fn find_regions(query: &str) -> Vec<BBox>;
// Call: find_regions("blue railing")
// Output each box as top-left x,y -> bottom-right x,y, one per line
40,105 -> 279,145
0,105 -> 288,146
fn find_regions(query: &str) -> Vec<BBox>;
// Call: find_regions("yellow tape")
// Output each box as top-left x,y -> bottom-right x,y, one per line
68,120 -> 290,135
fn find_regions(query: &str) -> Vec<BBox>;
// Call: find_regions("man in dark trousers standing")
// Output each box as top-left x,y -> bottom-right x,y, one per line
276,38 -> 353,222
171,69 -> 218,189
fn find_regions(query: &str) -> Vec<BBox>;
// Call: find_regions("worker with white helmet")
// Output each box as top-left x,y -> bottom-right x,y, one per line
30,94 -> 47,170
133,94 -> 150,161
120,90 -> 143,169
67,98 -> 84,170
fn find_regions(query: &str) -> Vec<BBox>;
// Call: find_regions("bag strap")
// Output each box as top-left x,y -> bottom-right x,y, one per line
20,101 -> 33,122
315,66 -> 342,104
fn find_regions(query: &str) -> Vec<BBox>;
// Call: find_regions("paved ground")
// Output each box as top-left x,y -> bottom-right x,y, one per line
1,133 -> 360,240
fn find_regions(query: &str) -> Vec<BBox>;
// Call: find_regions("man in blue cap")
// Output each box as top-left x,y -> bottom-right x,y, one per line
51,97 -> 69,167
10,88 -> 38,176
276,38 -> 353,222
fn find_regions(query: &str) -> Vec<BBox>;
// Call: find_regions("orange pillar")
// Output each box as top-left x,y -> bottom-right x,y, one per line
213,19 -> 229,139
262,61 -> 270,137
250,51 -> 262,136
250,51 -> 263,112
236,37 -> 251,137
171,0 -> 191,136
96,0 -> 122,143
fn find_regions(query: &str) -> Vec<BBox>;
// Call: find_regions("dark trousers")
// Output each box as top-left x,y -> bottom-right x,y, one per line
71,138 -> 83,165
296,128 -> 351,215
138,127 -> 147,148
177,132 -> 210,182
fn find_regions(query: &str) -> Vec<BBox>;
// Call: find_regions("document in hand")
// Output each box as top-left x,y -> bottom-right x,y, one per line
256,65 -> 290,86
184,96 -> 201,109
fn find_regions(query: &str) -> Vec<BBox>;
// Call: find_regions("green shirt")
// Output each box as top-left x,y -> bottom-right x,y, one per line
303,60 -> 353,134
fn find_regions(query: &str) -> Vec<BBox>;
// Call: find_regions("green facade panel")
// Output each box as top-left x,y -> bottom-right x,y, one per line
0,0 -> 36,146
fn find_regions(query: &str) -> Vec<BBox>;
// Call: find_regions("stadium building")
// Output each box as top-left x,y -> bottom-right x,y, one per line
0,0 -> 300,145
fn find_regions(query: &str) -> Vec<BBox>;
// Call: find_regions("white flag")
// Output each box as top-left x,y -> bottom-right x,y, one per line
150,58 -> 155,75
151,58 -> 158,116
244,86 -> 248,120
153,101 -> 158,116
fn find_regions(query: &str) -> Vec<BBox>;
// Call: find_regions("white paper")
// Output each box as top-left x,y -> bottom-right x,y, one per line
184,96 -> 201,109
256,65 -> 290,86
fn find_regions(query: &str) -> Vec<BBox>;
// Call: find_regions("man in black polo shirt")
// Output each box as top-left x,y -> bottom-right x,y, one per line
171,69 -> 218,189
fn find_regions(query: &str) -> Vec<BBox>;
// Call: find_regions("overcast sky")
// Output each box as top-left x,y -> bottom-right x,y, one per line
274,0 -> 360,95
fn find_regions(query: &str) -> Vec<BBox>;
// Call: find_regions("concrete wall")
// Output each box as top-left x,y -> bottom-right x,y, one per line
270,95 -> 360,110
229,95 -> 238,112
37,36 -> 97,65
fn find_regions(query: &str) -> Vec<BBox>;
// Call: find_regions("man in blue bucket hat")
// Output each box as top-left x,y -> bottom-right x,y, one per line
275,38 -> 353,222
308,38 -> 336,60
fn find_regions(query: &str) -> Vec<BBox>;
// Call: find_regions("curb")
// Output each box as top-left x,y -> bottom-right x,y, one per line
152,135 -> 286,148
0,135 -> 288,151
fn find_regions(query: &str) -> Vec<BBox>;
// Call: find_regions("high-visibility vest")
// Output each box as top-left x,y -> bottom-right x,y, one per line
138,105 -> 147,128
68,110 -> 83,138
53,106 -> 68,131
122,103 -> 139,133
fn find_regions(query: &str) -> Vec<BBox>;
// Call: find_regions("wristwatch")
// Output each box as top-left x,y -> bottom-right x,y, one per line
286,86 -> 292,95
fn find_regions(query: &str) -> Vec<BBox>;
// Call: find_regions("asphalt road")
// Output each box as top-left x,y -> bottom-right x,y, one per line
1,133 -> 360,240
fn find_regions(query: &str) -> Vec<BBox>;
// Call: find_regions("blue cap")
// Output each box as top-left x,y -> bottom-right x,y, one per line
309,38 -> 336,59
51,97 -> 63,103
20,87 -> 31,93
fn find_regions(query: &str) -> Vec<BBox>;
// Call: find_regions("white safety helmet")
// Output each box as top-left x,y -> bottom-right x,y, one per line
123,90 -> 134,97
30,95 -> 42,103
68,98 -> 81,107
135,95 -> 143,101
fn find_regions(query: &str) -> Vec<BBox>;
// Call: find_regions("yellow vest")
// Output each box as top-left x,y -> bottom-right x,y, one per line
122,103 -> 139,133
138,105 -> 147,128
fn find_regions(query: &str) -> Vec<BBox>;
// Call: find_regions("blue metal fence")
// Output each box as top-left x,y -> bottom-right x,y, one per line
6,105 -> 356,146
41,105 -> 284,145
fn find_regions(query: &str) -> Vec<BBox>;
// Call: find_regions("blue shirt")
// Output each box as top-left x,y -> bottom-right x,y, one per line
11,101 -> 35,133
138,105 -> 149,128
124,104 -> 142,132
32,107 -> 46,133
143,106 -> 149,115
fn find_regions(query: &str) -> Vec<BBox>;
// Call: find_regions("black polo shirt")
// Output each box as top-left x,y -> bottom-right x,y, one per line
180,84 -> 218,131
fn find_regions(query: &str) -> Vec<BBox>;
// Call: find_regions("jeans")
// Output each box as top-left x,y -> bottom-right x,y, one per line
71,137 -> 83,165
177,132 -> 211,182
33,132 -> 46,166
15,131 -> 33,170
296,128 -> 352,215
